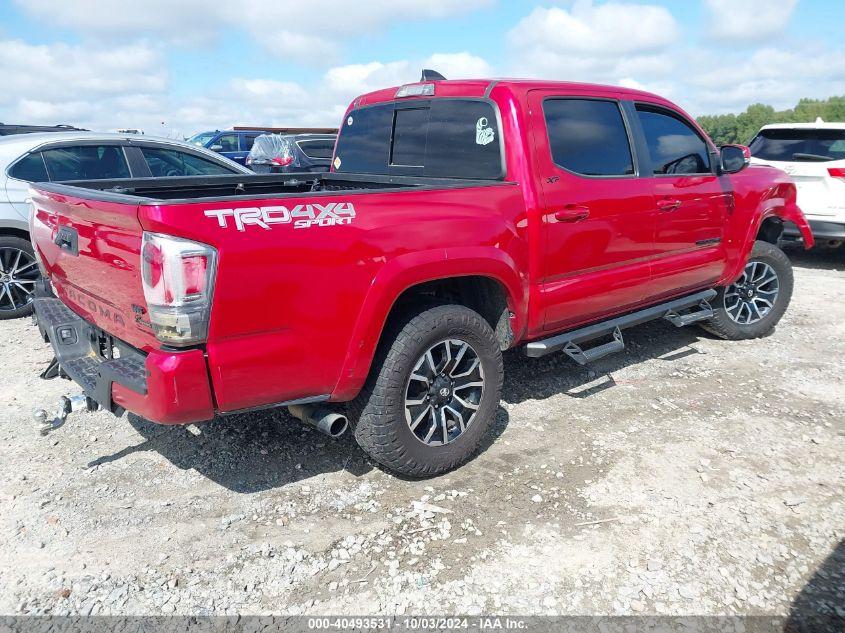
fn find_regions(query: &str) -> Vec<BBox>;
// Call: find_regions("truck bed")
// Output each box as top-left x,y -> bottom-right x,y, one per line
31,171 -> 508,204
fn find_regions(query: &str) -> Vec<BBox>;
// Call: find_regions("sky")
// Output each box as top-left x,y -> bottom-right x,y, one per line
0,0 -> 842,138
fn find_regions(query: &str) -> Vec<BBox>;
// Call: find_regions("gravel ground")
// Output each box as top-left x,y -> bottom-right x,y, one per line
0,245 -> 843,619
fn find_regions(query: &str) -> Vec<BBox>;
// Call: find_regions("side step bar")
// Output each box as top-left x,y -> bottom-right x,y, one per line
525,289 -> 717,361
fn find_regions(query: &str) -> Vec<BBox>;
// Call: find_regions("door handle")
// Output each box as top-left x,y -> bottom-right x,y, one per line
657,198 -> 682,213
553,205 -> 590,222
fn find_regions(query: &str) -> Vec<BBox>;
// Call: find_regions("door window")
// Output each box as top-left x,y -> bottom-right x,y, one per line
242,133 -> 261,151
42,145 -> 130,181
635,105 -> 711,175
8,152 -> 49,181
543,99 -> 634,176
140,147 -> 236,176
215,134 -> 239,152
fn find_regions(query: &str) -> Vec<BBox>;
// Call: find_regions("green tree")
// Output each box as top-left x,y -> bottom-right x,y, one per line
697,96 -> 845,145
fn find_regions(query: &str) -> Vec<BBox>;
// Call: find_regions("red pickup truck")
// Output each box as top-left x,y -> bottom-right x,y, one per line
29,77 -> 813,477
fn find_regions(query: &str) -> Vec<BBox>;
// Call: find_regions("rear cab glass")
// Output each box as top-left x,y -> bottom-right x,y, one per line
750,128 -> 845,162
333,98 -> 503,179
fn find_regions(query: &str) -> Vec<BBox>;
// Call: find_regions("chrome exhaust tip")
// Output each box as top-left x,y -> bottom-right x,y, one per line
287,404 -> 349,439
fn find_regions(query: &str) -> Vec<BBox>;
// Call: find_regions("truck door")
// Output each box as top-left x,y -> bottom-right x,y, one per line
528,91 -> 657,332
631,102 -> 729,299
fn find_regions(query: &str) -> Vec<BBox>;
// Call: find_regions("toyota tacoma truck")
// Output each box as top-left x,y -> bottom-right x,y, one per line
27,76 -> 813,477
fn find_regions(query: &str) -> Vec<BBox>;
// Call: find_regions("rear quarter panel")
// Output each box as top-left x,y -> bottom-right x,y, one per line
140,184 -> 529,412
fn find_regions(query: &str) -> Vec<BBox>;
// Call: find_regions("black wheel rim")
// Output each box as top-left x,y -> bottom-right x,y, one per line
404,338 -> 485,446
724,260 -> 779,325
0,247 -> 39,313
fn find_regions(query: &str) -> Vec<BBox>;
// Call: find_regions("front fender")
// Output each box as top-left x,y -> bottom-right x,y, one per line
330,246 -> 527,401
721,173 -> 814,285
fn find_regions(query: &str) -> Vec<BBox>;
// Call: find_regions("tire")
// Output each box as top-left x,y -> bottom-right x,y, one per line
701,240 -> 793,340
0,235 -> 38,320
350,304 -> 504,478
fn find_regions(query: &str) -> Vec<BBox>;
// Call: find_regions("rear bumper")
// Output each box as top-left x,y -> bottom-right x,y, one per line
784,219 -> 845,241
33,293 -> 215,425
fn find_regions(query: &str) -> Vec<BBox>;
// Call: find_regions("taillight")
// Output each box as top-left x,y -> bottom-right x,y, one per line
140,232 -> 217,347
271,155 -> 293,166
828,168 -> 845,179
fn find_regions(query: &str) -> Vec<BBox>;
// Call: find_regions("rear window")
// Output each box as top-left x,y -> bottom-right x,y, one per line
334,99 -> 503,179
749,128 -> 845,162
296,139 -> 335,159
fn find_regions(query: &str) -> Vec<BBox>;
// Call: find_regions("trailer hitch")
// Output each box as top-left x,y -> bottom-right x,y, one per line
33,394 -> 99,436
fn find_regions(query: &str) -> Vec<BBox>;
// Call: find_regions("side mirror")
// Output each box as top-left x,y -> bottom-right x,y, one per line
209,144 -> 223,152
720,144 -> 751,174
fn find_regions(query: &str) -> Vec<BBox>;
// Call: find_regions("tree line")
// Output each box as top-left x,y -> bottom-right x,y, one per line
696,96 -> 845,145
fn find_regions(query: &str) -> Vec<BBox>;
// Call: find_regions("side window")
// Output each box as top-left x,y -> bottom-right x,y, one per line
42,145 -> 130,181
543,99 -> 634,176
242,134 -> 260,151
215,134 -> 239,152
8,152 -> 49,182
140,147 -> 235,176
635,105 -> 711,175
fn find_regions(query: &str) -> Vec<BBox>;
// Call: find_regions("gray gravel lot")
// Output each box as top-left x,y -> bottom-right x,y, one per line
0,245 -> 843,618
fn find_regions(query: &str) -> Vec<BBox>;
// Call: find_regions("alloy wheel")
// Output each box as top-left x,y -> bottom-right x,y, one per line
0,247 -> 39,313
404,338 -> 485,446
724,260 -> 780,325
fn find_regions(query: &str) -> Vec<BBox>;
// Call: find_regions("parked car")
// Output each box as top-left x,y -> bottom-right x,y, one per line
246,133 -> 336,173
0,132 -> 250,319
28,76 -> 812,476
0,123 -> 87,136
186,129 -> 266,166
749,120 -> 845,245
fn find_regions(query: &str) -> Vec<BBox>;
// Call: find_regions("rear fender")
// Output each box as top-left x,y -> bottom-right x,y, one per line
330,246 -> 526,401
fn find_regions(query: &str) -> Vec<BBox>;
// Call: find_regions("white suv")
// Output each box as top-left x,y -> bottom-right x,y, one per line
749,121 -> 845,246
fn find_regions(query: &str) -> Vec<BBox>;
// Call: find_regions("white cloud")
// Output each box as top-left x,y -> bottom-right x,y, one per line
508,2 -> 679,58
704,0 -> 798,41
0,39 -> 166,104
505,1 -> 680,87
0,36 -> 492,136
14,0 -> 494,62
324,53 -> 491,101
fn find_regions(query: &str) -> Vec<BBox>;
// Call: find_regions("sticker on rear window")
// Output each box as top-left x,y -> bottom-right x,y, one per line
476,117 -> 494,146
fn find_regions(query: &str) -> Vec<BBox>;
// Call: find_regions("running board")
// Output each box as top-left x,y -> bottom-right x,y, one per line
525,289 -> 717,360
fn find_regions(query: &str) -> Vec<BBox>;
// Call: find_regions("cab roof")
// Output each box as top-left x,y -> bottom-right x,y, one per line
352,78 -> 672,109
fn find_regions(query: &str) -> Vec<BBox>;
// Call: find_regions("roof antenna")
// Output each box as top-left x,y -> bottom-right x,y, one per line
815,116 -> 824,123
420,69 -> 446,81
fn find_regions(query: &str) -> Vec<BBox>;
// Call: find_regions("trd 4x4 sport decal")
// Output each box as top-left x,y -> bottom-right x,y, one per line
204,202 -> 355,232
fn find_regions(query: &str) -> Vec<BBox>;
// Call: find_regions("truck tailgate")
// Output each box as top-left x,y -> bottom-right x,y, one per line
30,189 -> 158,351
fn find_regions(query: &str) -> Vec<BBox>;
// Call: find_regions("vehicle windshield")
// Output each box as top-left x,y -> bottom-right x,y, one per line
186,132 -> 217,148
749,128 -> 845,162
